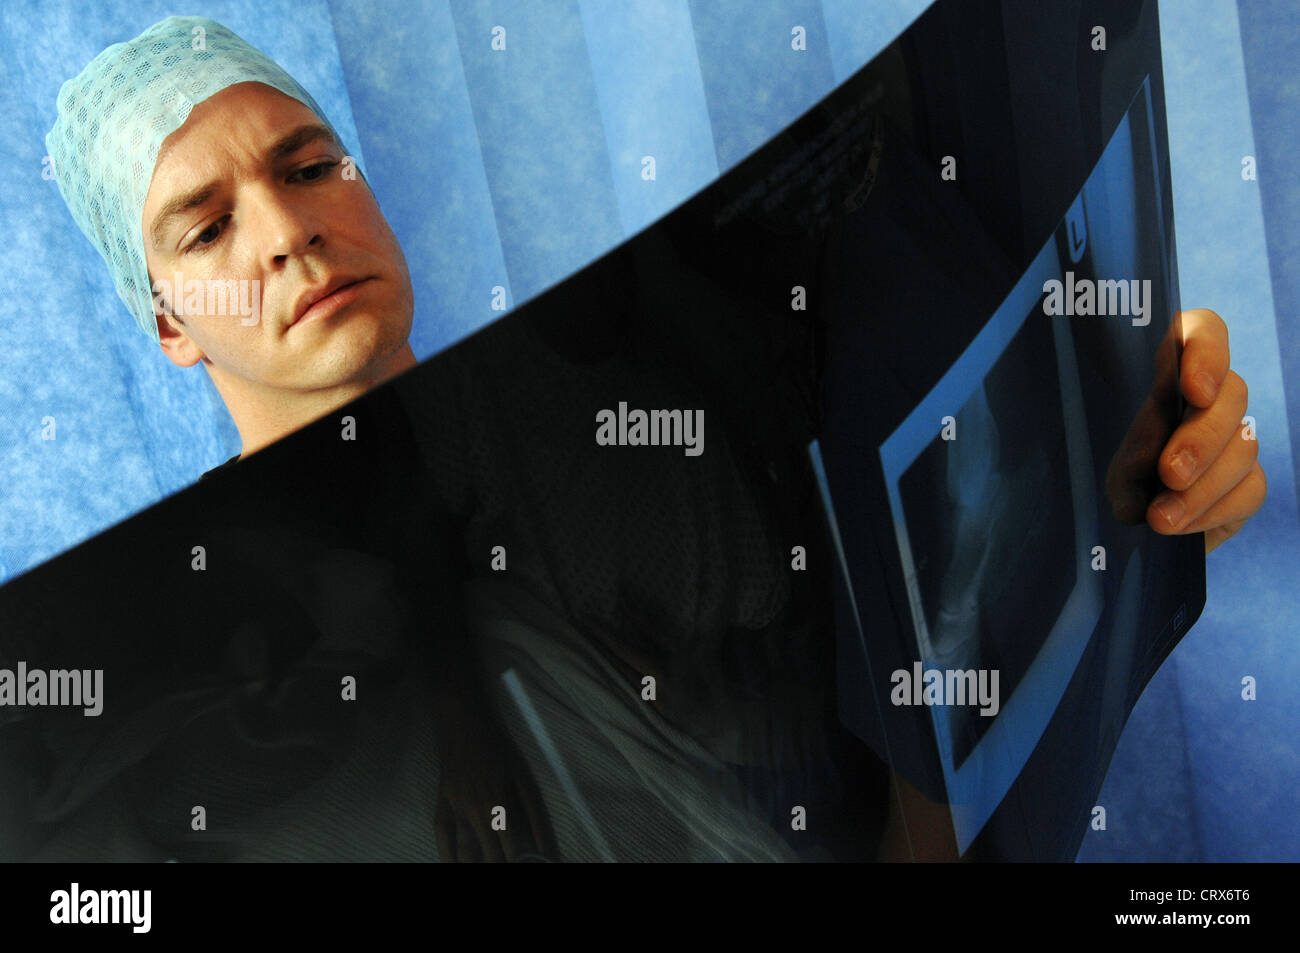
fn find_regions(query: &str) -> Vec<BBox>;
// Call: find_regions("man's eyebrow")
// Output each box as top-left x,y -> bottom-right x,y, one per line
149,123 -> 341,250
265,122 -> 339,164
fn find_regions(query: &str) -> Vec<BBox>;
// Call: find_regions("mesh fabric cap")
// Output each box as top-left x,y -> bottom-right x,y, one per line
46,16 -> 342,344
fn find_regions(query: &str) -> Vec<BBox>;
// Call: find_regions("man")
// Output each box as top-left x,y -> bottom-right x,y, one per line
45,17 -> 559,862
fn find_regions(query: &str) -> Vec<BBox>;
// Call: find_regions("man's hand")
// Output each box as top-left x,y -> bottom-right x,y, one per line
1148,309 -> 1266,554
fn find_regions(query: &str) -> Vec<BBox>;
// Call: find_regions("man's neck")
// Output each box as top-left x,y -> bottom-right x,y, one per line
221,342 -> 418,459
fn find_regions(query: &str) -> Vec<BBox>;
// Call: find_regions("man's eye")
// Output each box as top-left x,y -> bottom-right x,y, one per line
185,218 -> 226,254
291,161 -> 339,183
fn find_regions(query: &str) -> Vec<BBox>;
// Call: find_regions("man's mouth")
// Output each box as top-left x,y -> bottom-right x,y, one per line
290,276 -> 374,327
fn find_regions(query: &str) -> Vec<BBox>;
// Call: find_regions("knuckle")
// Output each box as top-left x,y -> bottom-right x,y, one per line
1186,417 -> 1220,457
1252,460 -> 1268,497
1225,369 -> 1248,409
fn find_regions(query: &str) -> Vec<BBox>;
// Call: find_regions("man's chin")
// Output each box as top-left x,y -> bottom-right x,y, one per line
295,325 -> 413,392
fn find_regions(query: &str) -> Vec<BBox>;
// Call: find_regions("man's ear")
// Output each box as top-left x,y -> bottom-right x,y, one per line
155,306 -> 206,368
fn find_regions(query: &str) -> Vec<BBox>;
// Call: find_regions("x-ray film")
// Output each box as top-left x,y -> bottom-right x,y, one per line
0,0 -> 1201,863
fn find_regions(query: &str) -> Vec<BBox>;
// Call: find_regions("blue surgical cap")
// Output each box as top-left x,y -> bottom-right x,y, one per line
46,16 -> 342,344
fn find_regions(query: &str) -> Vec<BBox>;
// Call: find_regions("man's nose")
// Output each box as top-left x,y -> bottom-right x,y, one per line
248,184 -> 326,268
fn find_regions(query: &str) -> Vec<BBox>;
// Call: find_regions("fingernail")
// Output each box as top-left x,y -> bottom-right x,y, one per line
1153,493 -> 1185,529
1169,448 -> 1197,484
1194,370 -> 1218,402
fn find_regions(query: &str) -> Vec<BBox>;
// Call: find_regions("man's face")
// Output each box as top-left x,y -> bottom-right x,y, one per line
141,82 -> 413,392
